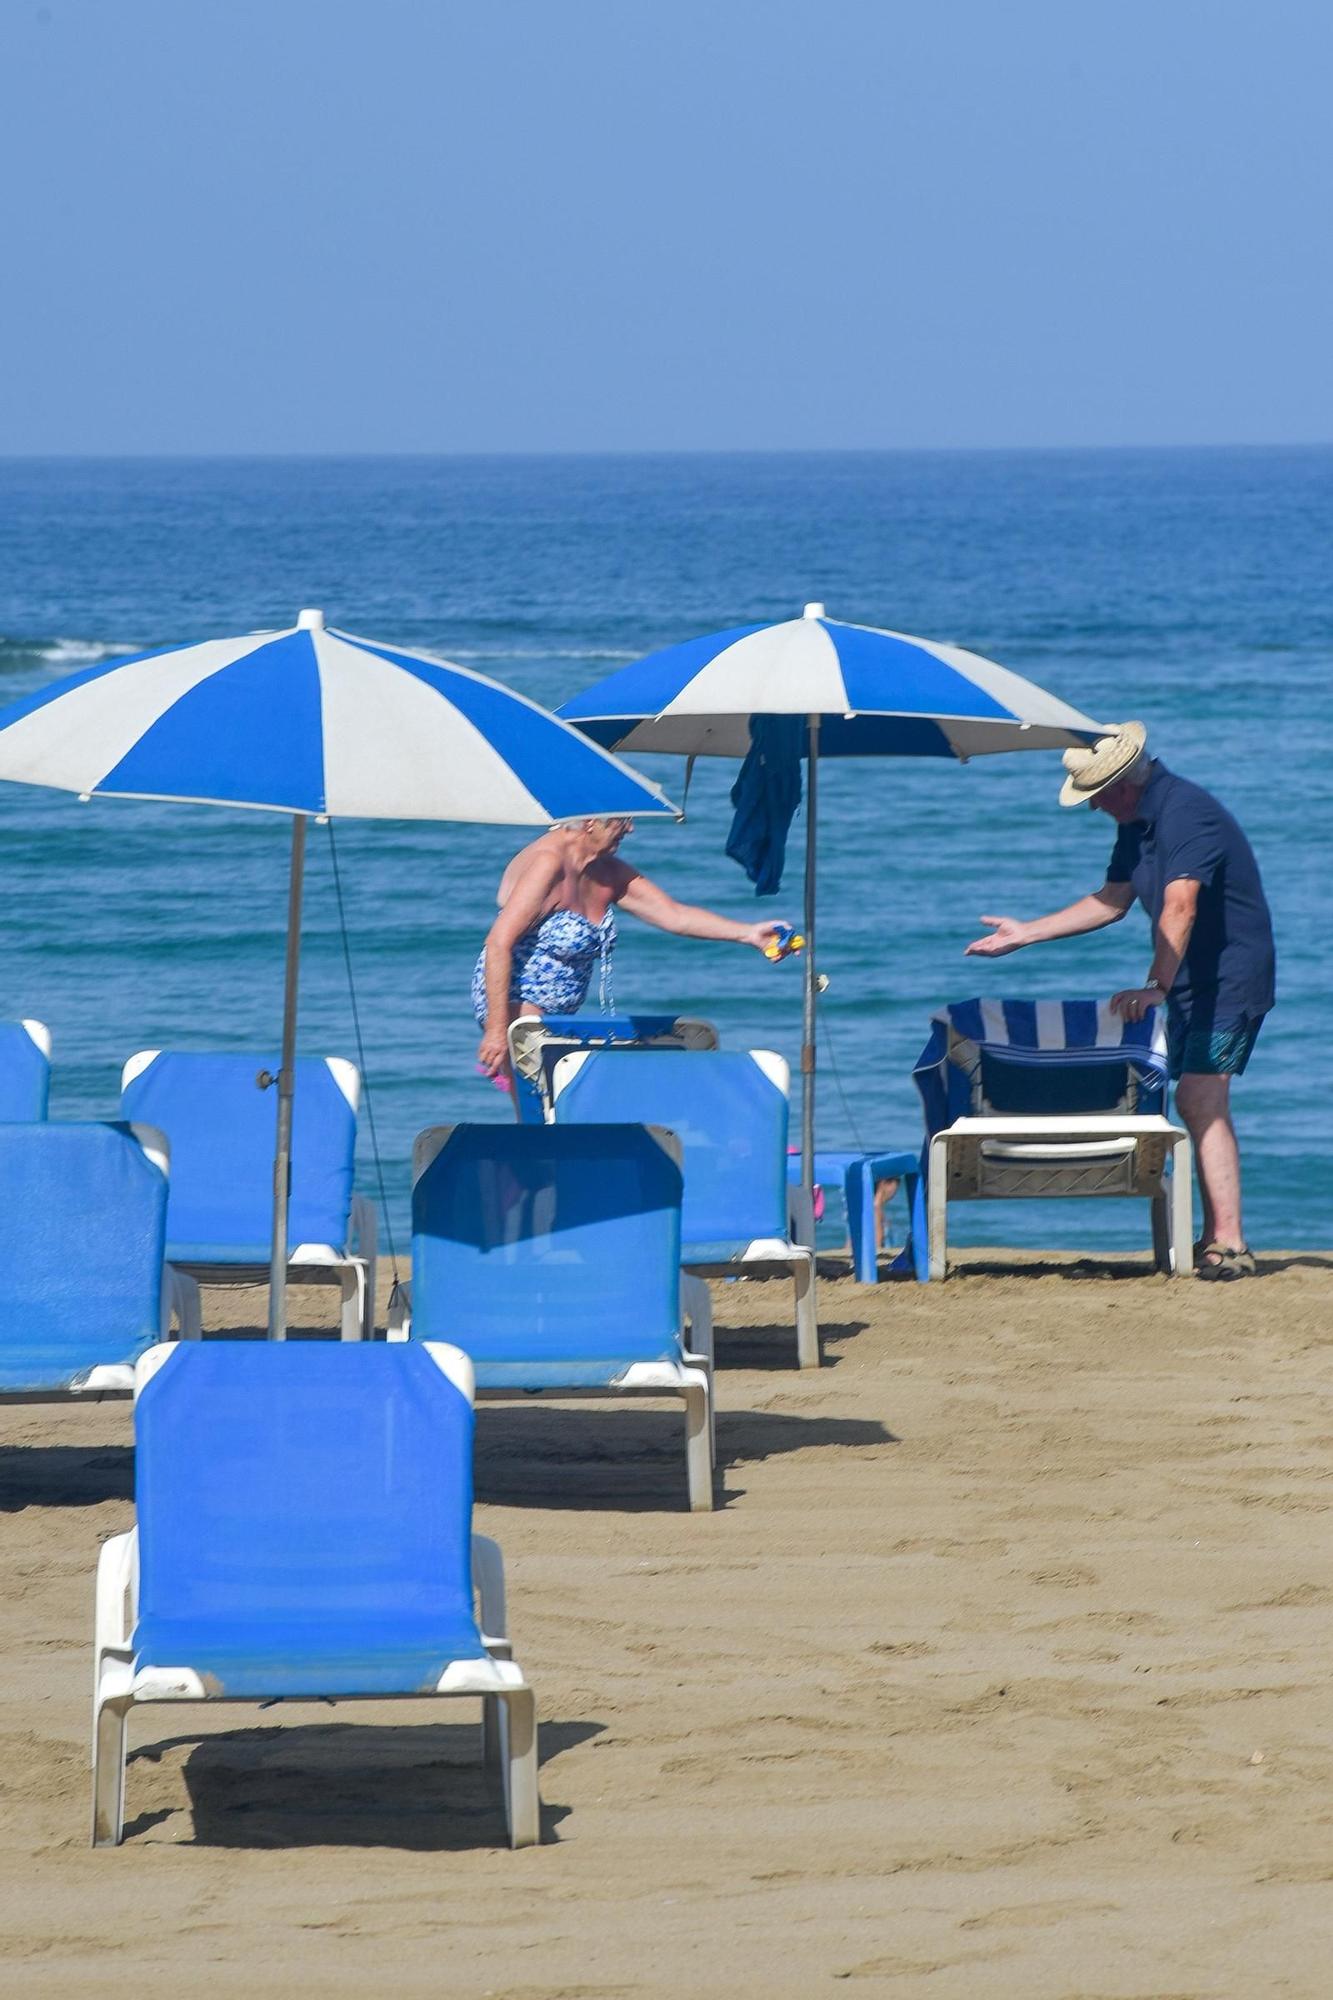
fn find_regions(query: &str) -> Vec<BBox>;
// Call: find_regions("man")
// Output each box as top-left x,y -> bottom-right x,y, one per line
965,722 -> 1274,1281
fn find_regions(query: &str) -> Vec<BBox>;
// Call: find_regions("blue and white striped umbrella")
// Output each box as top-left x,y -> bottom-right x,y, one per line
560,603 -> 1103,1203
0,609 -> 677,1337
559,603 -> 1102,759
0,609 -> 677,823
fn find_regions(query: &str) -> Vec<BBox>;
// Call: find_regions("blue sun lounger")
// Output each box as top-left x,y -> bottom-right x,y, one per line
390,1121 -> 713,1511
549,1047 -> 819,1369
92,1339 -> 538,1849
0,1019 -> 52,1120
0,1122 -> 199,1400
913,998 -> 1192,1278
120,1051 -> 378,1338
784,1146 -> 927,1284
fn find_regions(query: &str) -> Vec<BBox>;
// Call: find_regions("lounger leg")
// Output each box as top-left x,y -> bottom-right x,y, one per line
681,1276 -> 716,1465
471,1531 -> 510,1766
1151,1190 -> 1171,1273
908,1171 -> 930,1284
354,1198 -> 379,1338
482,1694 -> 501,1768
793,1256 -> 819,1370
92,1532 -> 135,1765
928,1137 -> 949,1282
91,1697 -> 129,1847
1170,1134 -> 1194,1276
338,1269 -> 362,1342
684,1380 -> 714,1512
846,1161 -> 875,1283
500,1687 -> 539,1849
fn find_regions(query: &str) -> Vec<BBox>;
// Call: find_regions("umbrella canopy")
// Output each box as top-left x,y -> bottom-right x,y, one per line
559,603 -> 1104,1208
559,605 -> 1101,758
0,608 -> 674,822
0,609 -> 678,1335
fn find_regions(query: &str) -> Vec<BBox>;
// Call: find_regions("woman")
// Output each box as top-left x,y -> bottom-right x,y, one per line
473,816 -> 786,1076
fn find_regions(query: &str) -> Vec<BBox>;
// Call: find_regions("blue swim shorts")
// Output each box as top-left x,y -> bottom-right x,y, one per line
1167,1010 -> 1265,1080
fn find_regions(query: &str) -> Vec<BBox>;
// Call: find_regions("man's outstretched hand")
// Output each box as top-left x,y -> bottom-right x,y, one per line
965,915 -> 1030,958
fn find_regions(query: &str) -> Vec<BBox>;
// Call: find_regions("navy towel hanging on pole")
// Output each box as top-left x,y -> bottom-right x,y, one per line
725,714 -> 804,896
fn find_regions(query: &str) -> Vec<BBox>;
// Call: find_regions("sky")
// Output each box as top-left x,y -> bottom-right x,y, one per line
1,0 -> 1330,455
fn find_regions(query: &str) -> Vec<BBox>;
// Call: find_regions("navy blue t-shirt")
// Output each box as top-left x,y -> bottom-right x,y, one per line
1107,764 -> 1275,1022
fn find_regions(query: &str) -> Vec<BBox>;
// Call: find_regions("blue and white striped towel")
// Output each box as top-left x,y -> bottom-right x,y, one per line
913,997 -> 1168,1139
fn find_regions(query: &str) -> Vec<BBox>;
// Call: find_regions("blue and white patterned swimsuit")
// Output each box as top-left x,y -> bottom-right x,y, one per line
472,905 -> 617,1025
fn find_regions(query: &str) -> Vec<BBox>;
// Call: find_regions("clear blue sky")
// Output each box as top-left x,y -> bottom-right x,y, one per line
1,0 -> 1329,454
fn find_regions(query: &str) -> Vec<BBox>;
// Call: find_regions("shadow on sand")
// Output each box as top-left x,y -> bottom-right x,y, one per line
124,1717 -> 601,1849
472,1397 -> 896,1513
0,1442 -> 133,1511
946,1250 -> 1325,1282
706,1316 -> 869,1370
0,1361 -> 893,1516
943,1253 -> 1174,1283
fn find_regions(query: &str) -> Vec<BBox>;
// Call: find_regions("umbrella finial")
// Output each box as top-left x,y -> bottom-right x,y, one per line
297,608 -> 325,630
803,602 -> 826,621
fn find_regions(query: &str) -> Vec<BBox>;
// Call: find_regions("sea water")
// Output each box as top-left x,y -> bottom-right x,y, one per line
0,450 -> 1326,1254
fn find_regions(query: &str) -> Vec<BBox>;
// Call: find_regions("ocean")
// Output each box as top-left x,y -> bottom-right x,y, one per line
0,449 -> 1326,1256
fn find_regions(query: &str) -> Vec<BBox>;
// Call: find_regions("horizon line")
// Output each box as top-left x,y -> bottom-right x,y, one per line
1,439 -> 1332,465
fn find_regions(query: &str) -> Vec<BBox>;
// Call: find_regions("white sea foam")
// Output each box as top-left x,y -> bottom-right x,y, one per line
38,637 -> 139,666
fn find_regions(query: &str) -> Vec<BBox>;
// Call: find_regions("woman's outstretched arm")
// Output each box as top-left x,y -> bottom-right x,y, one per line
477,852 -> 563,1074
614,866 -> 785,951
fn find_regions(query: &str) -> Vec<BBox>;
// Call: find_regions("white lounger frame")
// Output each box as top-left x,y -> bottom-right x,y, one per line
122,1054 -> 379,1340
92,1342 -> 539,1850
392,1126 -> 715,1511
0,1124 -> 202,1404
927,1115 -> 1194,1281
551,1048 -> 820,1370
20,1017 -> 51,1059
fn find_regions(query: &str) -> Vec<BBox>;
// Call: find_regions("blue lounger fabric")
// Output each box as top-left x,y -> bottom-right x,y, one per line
121,1052 -> 356,1261
0,1122 -> 166,1392
412,1123 -> 683,1387
551,1049 -> 789,1261
510,1011 -> 707,1124
0,1023 -> 50,1121
133,1342 -> 486,1697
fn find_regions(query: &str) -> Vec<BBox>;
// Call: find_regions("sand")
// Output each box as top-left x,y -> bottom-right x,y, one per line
2,1248 -> 1331,1999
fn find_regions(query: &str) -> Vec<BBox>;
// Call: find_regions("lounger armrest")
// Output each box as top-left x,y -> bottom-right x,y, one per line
349,1191 -> 378,1263
386,1281 -> 412,1341
472,1532 -> 509,1649
95,1529 -> 138,1660
164,1267 -> 203,1340
787,1183 -> 816,1250
742,1236 -> 810,1263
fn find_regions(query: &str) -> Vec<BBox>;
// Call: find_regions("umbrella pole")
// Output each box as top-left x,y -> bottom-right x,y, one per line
801,713 -> 819,1205
267,813 -> 307,1341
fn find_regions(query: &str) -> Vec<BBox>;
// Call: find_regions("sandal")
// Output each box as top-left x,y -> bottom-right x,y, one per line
1196,1242 -> 1256,1281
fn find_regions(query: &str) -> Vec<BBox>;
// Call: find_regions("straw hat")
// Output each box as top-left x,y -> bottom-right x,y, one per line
1058,720 -> 1149,807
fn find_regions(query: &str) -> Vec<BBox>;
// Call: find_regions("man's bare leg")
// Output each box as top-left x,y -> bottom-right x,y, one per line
1173,1071 -> 1243,1246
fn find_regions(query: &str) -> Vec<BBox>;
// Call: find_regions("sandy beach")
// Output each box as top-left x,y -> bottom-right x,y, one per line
2,1250 -> 1330,1998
